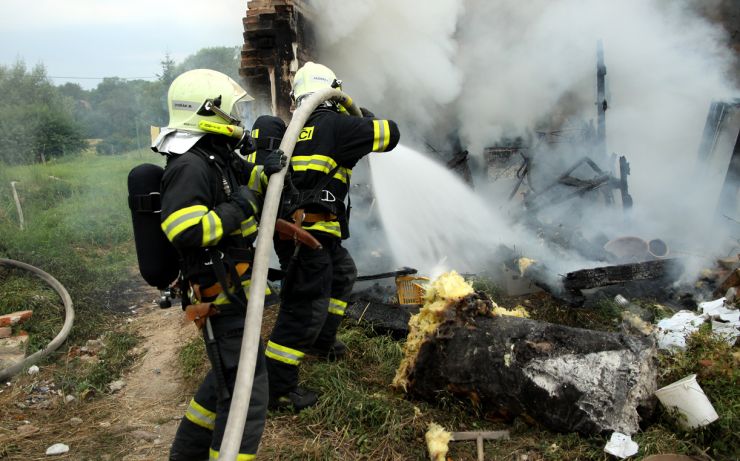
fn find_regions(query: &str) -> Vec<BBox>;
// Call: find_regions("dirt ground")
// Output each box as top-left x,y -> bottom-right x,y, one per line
99,281 -> 287,460
113,286 -> 197,460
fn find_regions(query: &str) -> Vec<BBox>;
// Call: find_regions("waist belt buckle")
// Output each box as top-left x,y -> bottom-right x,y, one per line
320,189 -> 336,203
204,249 -> 224,266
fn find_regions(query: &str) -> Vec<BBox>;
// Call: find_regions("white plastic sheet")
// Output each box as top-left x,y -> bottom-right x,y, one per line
656,297 -> 739,350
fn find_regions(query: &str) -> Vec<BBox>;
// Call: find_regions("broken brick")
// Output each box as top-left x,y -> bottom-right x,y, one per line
0,310 -> 33,327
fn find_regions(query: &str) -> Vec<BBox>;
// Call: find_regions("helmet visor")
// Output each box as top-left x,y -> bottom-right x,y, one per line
230,95 -> 257,129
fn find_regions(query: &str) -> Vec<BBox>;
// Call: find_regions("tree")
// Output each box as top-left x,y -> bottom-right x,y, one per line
158,53 -> 177,86
175,46 -> 241,82
0,61 -> 86,164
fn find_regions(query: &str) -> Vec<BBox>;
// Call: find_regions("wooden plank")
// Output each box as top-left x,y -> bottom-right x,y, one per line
563,259 -> 680,291
450,431 -> 509,441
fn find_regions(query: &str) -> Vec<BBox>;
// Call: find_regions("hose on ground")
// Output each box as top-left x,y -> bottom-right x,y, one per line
219,89 -> 362,459
0,258 -> 75,381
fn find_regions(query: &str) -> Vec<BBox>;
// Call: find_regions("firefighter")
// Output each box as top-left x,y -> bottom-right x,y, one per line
265,62 -> 400,411
154,69 -> 284,460
245,114 -> 287,164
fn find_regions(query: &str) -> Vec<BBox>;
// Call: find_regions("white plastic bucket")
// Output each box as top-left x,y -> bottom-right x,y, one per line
655,374 -> 719,428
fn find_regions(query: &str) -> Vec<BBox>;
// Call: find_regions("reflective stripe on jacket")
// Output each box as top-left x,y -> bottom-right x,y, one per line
288,107 -> 400,238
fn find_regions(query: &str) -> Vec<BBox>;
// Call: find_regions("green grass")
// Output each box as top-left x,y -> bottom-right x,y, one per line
0,269 -> 63,353
655,325 -> 740,459
0,148 -> 157,384
469,273 -> 505,300
52,329 -> 141,395
179,335 -> 209,388
3,150 -> 737,460
259,324 -> 503,460
257,304 -> 738,460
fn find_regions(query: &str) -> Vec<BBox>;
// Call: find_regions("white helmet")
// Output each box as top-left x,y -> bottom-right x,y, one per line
291,62 -> 341,107
166,69 -> 254,132
153,69 -> 255,154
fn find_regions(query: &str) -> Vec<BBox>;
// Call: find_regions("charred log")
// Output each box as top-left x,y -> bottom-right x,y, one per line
400,291 -> 657,435
347,284 -> 418,339
563,259 -> 682,292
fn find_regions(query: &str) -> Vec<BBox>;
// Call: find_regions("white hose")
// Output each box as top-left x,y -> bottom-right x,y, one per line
0,258 -> 75,381
219,89 -> 361,459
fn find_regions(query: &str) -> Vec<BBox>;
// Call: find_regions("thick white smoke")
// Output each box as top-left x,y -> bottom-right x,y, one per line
315,0 -> 740,277
313,0 -> 463,141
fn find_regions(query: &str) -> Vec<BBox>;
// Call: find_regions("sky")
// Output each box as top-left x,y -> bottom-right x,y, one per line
0,0 -> 248,89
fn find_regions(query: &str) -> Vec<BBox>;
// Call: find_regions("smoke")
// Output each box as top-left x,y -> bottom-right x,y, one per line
313,0 -> 463,145
315,0 -> 740,277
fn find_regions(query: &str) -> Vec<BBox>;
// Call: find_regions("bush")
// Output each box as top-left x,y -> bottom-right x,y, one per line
95,134 -> 138,156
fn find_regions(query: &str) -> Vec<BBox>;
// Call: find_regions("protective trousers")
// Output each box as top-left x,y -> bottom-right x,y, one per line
170,313 -> 268,460
266,235 -> 357,397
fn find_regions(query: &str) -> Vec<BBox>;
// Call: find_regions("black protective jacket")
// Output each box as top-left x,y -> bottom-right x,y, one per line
283,107 -> 400,239
160,137 -> 266,287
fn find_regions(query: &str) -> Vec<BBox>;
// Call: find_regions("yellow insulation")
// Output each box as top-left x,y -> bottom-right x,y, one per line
393,271 -> 473,390
425,422 -> 452,461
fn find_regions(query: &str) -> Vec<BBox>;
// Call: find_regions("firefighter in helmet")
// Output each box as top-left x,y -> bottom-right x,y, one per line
154,68 -> 284,460
265,62 -> 400,411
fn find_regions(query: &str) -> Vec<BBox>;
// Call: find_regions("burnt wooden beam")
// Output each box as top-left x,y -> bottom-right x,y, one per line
347,284 -> 418,339
563,259 -> 681,292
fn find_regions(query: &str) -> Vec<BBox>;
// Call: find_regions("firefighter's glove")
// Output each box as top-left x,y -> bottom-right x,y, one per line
239,133 -> 256,158
231,185 -> 260,217
360,107 -> 375,118
263,149 -> 287,177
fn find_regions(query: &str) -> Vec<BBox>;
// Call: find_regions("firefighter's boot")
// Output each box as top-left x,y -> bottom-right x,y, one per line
308,339 -> 346,362
269,386 -> 318,412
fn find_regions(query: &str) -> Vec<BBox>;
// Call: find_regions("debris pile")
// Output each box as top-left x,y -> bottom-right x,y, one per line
657,297 -> 740,350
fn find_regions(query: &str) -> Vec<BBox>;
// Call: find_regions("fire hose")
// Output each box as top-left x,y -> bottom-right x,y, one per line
0,259 -> 75,381
219,88 -> 362,459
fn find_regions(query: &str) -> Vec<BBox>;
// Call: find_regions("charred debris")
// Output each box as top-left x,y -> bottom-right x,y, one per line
401,42 -> 740,311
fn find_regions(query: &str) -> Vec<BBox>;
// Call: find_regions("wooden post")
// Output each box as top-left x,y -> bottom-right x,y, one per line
10,181 -> 24,231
